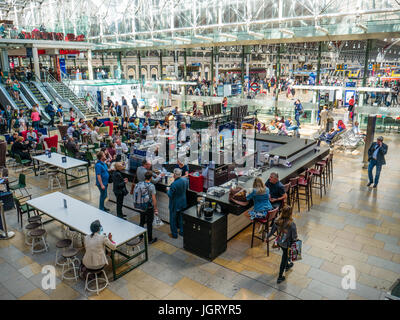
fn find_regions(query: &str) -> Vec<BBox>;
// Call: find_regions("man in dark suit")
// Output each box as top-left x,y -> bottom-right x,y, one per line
167,168 -> 189,239
367,136 -> 388,188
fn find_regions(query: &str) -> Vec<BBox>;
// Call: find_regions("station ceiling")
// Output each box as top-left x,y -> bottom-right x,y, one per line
0,0 -> 399,52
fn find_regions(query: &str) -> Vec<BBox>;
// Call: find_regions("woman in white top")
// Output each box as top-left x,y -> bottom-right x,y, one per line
82,220 -> 116,270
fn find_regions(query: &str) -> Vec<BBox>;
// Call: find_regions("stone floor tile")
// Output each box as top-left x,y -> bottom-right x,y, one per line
232,288 -> 267,300
19,288 -> 50,300
307,279 -> 348,300
332,246 -> 369,262
298,288 -> 323,300
299,253 -> 324,268
153,268 -> 184,286
367,256 -> 400,274
162,288 -> 193,300
307,246 -> 336,262
247,281 -> 278,299
354,235 -> 385,249
197,287 -> 231,300
306,267 -> 343,289
87,288 -> 123,300
369,266 -> 399,283
2,274 -> 37,298
358,273 -> 393,291
204,275 -> 241,298
174,277 -> 209,299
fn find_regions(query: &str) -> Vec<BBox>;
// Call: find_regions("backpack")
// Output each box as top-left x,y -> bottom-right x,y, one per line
133,182 -> 152,211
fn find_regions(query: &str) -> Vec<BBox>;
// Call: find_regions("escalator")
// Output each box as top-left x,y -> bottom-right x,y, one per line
20,82 -> 50,122
0,82 -> 32,114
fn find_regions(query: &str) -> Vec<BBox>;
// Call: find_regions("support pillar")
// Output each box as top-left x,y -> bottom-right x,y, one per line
241,46 -> 245,98
159,50 -> 163,80
138,51 -> 142,94
184,49 -> 187,111
116,52 -> 122,79
274,44 -> 281,116
0,49 -> 9,76
361,39 -> 372,107
174,50 -> 179,79
87,49 -> 93,80
315,41 -> 322,124
32,47 -> 40,80
210,48 -> 214,96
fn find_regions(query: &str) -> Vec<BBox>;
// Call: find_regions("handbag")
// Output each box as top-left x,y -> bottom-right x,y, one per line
289,239 -> 302,261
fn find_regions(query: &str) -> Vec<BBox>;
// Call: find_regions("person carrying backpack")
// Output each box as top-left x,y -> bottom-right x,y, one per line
294,99 -> 303,127
45,101 -> 56,127
267,205 -> 298,284
133,170 -> 158,244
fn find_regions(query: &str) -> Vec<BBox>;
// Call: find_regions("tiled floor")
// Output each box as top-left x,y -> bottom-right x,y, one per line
0,131 -> 399,300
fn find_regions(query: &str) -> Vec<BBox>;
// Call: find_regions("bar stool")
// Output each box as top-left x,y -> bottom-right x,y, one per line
85,266 -> 109,295
61,248 -> 80,281
25,222 -> 40,245
250,207 -> 279,251
125,237 -> 144,259
48,171 -> 62,190
64,227 -> 84,248
309,163 -> 327,198
283,182 -> 291,206
317,153 -> 333,185
289,177 -> 300,212
55,239 -> 73,267
298,170 -> 313,211
28,215 -> 43,228
30,229 -> 49,254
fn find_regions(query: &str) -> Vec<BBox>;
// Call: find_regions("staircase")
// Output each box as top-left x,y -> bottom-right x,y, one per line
42,71 -> 100,118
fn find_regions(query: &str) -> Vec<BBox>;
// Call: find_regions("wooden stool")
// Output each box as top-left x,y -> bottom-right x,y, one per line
25,222 -> 40,245
289,177 -> 300,212
30,229 -> 49,254
55,239 -> 73,267
85,266 -> 109,295
61,248 -> 80,281
309,163 -> 327,198
125,237 -> 144,259
250,207 -> 279,251
298,170 -> 313,211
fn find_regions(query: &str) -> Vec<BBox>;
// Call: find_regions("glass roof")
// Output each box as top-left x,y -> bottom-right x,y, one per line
0,0 -> 399,50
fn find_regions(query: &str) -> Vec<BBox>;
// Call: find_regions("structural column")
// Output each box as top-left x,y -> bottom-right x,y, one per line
183,49 -> 188,111
116,52 -> 122,79
241,46 -> 245,98
274,44 -> 281,116
361,39 -> 372,107
32,47 -> 40,80
314,41 -> 322,124
87,49 -> 94,80
159,50 -> 163,80
210,48 -> 214,96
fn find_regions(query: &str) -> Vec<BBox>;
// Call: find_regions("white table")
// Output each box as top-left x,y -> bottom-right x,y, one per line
27,192 -> 148,280
32,153 -> 90,189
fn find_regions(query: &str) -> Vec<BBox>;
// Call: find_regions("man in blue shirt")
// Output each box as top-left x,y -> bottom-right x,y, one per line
265,172 -> 287,209
45,101 -> 56,127
367,136 -> 388,188
294,99 -> 303,127
95,151 -> 110,211
167,168 -> 189,238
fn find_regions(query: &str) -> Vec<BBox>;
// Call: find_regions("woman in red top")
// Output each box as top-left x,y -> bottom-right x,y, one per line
222,97 -> 228,114
337,120 -> 346,131
30,106 -> 41,130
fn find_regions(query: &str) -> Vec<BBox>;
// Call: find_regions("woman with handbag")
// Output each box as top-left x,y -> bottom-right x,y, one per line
267,206 -> 298,284
112,162 -> 129,219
